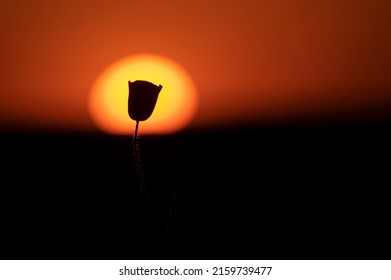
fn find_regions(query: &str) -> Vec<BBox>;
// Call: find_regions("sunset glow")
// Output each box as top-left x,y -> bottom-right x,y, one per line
88,54 -> 198,135
0,0 -> 390,133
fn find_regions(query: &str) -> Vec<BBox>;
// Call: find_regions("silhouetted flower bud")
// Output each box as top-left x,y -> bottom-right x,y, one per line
128,80 -> 162,121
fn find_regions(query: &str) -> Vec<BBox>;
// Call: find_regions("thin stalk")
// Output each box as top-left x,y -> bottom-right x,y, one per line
132,120 -> 153,257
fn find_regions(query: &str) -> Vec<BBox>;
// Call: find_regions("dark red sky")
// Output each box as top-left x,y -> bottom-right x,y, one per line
1,0 -> 390,132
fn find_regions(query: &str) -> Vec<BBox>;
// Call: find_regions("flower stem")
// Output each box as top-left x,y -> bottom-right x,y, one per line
132,120 -> 153,257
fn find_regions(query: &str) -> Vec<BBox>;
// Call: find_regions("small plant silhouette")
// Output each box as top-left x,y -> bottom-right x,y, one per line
128,80 -> 162,257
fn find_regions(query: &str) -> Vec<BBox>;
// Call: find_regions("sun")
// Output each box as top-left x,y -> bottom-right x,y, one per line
88,54 -> 198,135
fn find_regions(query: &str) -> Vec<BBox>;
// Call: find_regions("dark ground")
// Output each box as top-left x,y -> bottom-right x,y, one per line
0,121 -> 390,260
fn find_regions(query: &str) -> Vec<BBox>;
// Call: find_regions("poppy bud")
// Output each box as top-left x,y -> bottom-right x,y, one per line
128,80 -> 162,121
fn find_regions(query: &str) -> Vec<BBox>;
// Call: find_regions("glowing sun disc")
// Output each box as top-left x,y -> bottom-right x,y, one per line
88,54 -> 198,135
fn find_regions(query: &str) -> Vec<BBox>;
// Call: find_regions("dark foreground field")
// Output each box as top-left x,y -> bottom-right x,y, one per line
0,122 -> 390,260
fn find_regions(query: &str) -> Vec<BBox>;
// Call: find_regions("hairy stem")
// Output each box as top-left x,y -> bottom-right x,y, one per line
132,121 -> 153,257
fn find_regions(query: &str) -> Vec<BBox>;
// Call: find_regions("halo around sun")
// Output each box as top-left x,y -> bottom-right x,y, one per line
88,54 -> 198,135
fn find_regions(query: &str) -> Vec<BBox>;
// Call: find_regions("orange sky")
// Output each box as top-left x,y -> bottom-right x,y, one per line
0,0 -> 390,133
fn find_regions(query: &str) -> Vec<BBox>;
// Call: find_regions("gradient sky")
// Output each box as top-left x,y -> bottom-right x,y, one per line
1,0 -> 390,133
